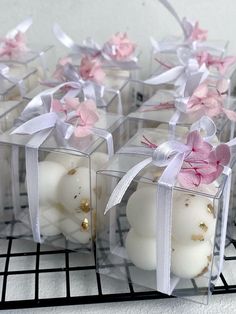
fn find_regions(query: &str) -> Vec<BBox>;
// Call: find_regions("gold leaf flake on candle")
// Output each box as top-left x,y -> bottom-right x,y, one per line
80,199 -> 90,213
191,234 -> 204,241
199,222 -> 208,232
207,203 -> 215,217
196,265 -> 209,277
68,168 -> 76,175
152,170 -> 163,182
207,254 -> 212,262
81,218 -> 89,231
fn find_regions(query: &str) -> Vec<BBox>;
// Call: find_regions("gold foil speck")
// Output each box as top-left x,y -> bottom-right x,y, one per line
207,254 -> 212,262
68,168 -> 76,175
207,203 -> 215,217
199,222 -> 208,233
191,234 -> 204,241
80,199 -> 90,213
81,218 -> 89,231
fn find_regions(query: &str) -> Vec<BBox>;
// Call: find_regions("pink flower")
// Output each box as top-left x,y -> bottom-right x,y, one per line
197,51 -> 236,75
104,32 -> 136,61
184,130 -> 212,161
188,21 -> 208,42
186,81 -> 236,121
207,144 -> 231,180
79,56 -> 105,84
178,131 -> 231,188
0,31 -> 28,58
51,97 -> 99,138
74,99 -> 99,137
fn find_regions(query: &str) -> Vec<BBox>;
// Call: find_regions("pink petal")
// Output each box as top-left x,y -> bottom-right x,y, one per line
178,169 -> 201,188
51,99 -> 64,113
201,168 -> 221,184
215,144 -> 231,165
65,98 -> 79,110
74,126 -> 92,138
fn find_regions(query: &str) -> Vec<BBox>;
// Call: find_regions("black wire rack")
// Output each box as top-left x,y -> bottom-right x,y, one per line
0,220 -> 236,310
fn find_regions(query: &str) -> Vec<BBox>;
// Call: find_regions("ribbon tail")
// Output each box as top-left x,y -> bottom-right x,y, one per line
6,16 -> 32,38
144,66 -> 184,85
156,152 -> 185,294
159,0 -> 188,38
104,157 -> 152,214
53,23 -> 76,50
11,112 -> 57,135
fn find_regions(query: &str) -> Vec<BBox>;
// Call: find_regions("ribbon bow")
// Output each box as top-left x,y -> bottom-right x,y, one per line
53,24 -> 139,70
0,17 -> 32,58
44,60 -> 123,114
105,117 -> 230,214
144,46 -> 209,94
11,84 -> 106,144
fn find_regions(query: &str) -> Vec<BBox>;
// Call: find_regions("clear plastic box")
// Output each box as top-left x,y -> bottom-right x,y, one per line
96,117 -> 231,304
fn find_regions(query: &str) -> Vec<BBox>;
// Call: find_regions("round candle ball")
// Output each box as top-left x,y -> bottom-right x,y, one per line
57,167 -> 96,213
45,152 -> 86,170
171,239 -> 212,279
60,212 -> 91,244
172,193 -> 216,244
38,161 -> 67,205
126,186 -> 157,237
125,228 -> 156,271
39,204 -> 64,236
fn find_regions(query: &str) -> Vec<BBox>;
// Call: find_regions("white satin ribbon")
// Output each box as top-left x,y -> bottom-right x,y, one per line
5,17 -> 32,39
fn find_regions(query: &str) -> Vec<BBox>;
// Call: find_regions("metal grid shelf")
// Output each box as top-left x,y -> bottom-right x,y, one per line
0,235 -> 235,310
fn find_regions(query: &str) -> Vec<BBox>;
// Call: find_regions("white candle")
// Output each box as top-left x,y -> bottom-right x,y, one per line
37,161 -> 67,205
171,239 -> 212,279
57,166 -> 96,212
172,193 -> 216,244
125,228 -> 156,271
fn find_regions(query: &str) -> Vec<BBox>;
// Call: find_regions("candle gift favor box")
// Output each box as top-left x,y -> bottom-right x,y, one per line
0,63 -> 38,101
96,116 -> 233,303
0,84 -> 123,251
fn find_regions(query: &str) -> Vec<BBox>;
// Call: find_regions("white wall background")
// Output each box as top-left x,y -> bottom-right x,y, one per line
0,0 -> 236,77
